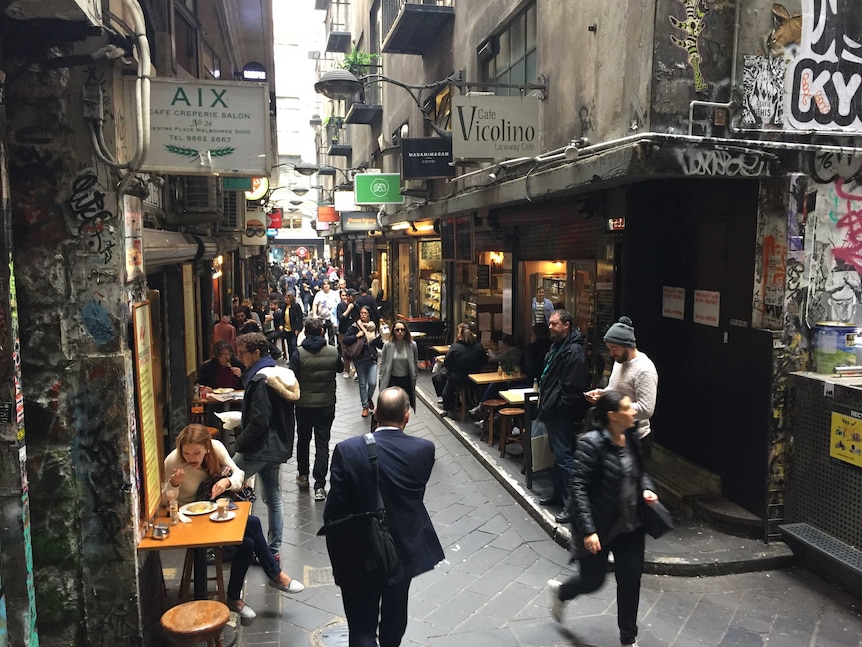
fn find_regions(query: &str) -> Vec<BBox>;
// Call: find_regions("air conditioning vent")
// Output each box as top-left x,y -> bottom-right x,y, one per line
181,176 -> 222,213
222,190 -> 246,230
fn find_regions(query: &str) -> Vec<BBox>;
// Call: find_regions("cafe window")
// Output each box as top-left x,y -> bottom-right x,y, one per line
479,3 -> 537,96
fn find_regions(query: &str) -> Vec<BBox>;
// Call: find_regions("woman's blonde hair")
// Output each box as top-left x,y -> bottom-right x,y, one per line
458,322 -> 476,344
175,424 -> 220,475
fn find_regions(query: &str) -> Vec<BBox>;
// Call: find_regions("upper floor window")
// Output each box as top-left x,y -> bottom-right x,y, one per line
479,3 -> 536,96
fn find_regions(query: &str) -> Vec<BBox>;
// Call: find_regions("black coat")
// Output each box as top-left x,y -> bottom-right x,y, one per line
568,428 -> 655,558
536,328 -> 589,423
443,340 -> 487,388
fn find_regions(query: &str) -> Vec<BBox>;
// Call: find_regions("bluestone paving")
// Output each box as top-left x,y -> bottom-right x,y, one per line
190,370 -> 862,646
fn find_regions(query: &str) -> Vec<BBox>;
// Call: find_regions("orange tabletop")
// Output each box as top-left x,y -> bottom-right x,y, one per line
430,345 -> 450,354
138,501 -> 250,551
499,388 -> 539,405
469,371 -> 526,385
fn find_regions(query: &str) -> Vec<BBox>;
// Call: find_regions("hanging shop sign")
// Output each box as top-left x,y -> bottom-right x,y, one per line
318,205 -> 339,223
242,208 -> 267,245
245,177 -> 269,201
452,95 -> 540,160
223,177 -> 254,191
341,211 -> 379,232
402,137 -> 455,179
134,78 -> 271,176
267,207 -> 283,229
354,173 -> 404,205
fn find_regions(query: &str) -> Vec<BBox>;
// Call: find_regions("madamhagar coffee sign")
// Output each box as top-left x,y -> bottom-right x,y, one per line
452,95 -> 540,160
134,78 -> 271,176
402,138 -> 455,179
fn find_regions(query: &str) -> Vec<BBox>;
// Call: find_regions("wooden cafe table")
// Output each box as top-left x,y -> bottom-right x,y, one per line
459,371 -> 527,422
139,501 -> 251,602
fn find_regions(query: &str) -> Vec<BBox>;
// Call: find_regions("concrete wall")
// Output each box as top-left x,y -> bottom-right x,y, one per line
7,33 -> 144,646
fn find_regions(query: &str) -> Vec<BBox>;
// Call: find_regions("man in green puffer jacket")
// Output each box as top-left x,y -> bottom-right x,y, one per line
289,317 -> 343,502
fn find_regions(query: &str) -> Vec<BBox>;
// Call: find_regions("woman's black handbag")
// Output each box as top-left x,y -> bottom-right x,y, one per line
342,334 -> 367,360
317,434 -> 399,587
638,499 -> 674,539
195,469 -> 257,502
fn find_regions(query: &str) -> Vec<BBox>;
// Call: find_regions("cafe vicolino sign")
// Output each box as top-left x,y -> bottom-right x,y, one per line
131,78 -> 272,176
452,95 -> 540,160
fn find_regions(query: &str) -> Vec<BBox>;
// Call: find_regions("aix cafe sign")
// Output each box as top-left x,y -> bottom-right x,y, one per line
130,78 -> 271,176
452,95 -> 540,160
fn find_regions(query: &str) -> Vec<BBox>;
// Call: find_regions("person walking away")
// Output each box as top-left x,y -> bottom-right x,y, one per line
289,317 -> 343,501
547,390 -> 658,647
337,288 -> 360,379
164,425 -> 304,620
233,333 -> 301,561
343,306 -> 383,417
433,323 -> 487,417
324,387 -> 444,647
532,286 -> 554,327
213,313 -> 238,355
313,280 -> 341,346
536,310 -> 590,524
379,322 -> 419,410
586,316 -> 658,446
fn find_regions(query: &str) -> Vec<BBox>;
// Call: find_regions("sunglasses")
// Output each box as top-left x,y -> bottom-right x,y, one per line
394,328 -> 406,333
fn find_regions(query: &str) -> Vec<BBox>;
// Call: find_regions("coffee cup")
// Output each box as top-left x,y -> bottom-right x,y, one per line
216,497 -> 230,519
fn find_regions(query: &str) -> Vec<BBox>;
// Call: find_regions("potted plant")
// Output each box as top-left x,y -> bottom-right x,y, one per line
323,115 -> 344,143
341,47 -> 378,78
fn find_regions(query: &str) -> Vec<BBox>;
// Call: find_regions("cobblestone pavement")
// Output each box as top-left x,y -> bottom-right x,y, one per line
224,374 -> 862,647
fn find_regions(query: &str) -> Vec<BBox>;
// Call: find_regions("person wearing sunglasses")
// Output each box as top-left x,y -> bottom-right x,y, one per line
379,322 -> 419,411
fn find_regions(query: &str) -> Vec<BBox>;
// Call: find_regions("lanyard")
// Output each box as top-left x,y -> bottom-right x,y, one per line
539,342 -> 564,385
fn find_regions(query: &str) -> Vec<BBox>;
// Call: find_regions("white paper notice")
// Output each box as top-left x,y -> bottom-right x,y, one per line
662,286 -> 685,320
493,313 -> 504,330
693,289 -> 720,327
478,312 -> 492,330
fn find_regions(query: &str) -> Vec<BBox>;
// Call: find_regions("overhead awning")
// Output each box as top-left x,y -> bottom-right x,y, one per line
143,229 -> 240,269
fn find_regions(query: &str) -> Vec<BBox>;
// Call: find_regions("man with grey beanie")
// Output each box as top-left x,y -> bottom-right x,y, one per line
586,316 -> 658,440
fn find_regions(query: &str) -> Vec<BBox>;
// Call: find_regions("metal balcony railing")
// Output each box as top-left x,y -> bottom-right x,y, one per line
382,0 -> 452,38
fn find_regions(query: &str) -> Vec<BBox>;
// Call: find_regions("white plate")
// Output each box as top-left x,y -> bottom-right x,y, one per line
180,501 -> 217,516
213,388 -> 235,394
210,511 -> 236,522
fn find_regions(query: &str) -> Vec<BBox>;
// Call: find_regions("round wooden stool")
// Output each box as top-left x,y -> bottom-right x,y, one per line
497,407 -> 525,458
480,399 -> 508,446
161,600 -> 230,646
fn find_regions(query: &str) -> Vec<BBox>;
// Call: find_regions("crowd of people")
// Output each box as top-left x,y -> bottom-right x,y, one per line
184,259 -> 664,647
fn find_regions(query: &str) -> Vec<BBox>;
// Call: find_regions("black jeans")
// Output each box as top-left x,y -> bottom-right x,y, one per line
341,578 -> 411,647
559,527 -> 645,645
295,405 -> 336,490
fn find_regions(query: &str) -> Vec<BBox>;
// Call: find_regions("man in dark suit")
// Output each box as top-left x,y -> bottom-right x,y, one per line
324,387 -> 444,647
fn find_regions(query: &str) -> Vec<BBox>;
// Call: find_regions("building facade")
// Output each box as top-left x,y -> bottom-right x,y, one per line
314,0 -> 862,543
0,0 -> 276,644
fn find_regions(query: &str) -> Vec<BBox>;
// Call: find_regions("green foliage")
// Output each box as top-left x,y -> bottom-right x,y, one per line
340,47 -> 378,77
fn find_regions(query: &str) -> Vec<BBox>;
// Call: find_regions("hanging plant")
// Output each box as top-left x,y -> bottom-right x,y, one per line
341,47 -> 379,78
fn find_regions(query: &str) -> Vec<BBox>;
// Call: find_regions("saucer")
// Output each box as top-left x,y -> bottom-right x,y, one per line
210,511 -> 236,522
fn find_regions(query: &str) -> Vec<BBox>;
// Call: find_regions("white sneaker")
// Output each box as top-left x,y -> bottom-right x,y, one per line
547,580 -> 568,624
342,371 -> 350,379
226,598 -> 256,620
314,488 -> 327,501
621,642 -> 639,647
511,426 -> 521,436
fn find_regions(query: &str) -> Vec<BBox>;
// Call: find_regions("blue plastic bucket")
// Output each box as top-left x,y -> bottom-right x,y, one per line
814,322 -> 857,374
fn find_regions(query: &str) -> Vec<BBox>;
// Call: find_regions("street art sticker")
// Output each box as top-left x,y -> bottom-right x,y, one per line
669,0 -> 709,92
785,0 -> 862,131
742,56 -> 786,126
767,3 -> 804,60
830,404 -> 862,468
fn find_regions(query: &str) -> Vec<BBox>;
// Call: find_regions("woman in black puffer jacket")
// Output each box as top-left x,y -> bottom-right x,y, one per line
547,390 -> 659,647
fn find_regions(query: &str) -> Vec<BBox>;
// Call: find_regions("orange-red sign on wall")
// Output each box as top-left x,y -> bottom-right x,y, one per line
318,205 -> 339,223
267,208 -> 283,229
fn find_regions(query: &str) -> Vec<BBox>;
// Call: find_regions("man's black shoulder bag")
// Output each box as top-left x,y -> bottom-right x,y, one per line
317,433 -> 399,587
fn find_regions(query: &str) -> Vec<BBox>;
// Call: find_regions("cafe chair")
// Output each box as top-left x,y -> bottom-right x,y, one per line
497,407 -> 525,458
478,399 -> 507,446
161,599 -> 230,646
179,547 -> 225,603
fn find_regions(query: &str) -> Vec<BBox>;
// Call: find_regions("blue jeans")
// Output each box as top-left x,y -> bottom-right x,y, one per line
232,454 -> 282,555
354,358 -> 378,409
545,415 -> 577,505
228,515 -> 281,600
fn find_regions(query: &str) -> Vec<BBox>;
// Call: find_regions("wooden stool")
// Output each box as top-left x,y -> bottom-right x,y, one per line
161,600 -> 230,646
497,407 -> 525,458
179,547 -> 226,603
479,399 -> 507,447
191,404 -> 206,424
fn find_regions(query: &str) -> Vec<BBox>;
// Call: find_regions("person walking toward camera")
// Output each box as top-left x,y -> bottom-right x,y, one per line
343,306 -> 382,418
289,317 -> 343,501
547,390 -> 659,647
324,387 -> 444,647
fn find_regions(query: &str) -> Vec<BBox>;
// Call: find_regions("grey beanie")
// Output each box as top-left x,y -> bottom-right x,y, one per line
604,316 -> 637,348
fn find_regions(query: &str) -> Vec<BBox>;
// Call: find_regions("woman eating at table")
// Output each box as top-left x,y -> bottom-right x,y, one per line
197,341 -> 243,392
164,424 -> 305,620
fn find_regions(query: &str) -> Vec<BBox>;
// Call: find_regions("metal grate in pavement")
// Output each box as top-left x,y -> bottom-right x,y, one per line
314,620 -> 349,647
780,522 -> 862,572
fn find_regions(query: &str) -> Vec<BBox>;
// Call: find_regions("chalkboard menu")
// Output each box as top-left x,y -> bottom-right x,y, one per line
441,218 -> 455,261
420,240 -> 442,260
477,264 -> 490,289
